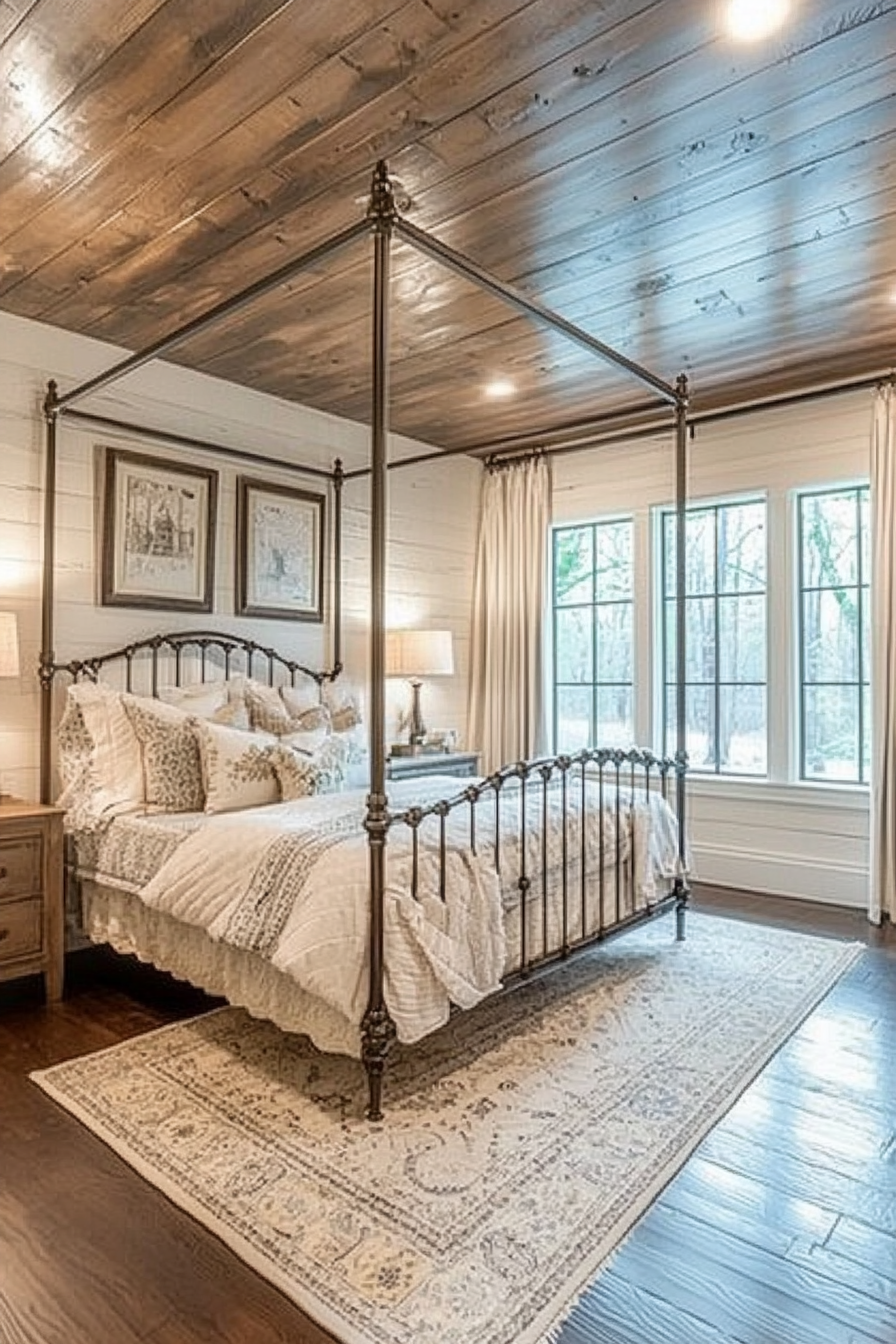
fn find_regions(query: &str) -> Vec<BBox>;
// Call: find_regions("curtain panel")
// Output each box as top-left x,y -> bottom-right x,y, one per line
468,455 -> 552,774
870,382 -> 895,924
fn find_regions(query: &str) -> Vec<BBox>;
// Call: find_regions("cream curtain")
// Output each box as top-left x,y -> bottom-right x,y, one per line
468,455 -> 552,773
869,382 -> 895,924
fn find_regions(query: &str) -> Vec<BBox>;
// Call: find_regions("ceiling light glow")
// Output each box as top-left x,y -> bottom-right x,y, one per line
725,0 -> 791,41
484,378 -> 515,399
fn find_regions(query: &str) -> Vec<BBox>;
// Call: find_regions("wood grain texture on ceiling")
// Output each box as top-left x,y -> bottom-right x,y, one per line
0,0 -> 894,450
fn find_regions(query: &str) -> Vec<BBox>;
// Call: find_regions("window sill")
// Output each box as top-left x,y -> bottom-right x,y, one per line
684,773 -> 870,812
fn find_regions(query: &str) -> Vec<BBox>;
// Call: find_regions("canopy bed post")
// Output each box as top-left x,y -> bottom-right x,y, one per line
361,161 -> 398,1122
39,380 -> 59,805
331,457 -> 344,679
673,374 -> 691,940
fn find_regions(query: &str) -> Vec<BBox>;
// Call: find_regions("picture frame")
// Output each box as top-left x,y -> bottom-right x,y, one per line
101,448 -> 218,612
236,477 -> 325,622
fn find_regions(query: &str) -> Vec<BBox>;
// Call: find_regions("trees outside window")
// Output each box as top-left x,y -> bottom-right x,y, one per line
798,486 -> 870,783
552,519 -> 633,751
661,499 -> 767,774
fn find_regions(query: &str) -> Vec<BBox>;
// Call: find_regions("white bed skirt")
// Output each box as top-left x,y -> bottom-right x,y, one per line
82,880 -> 364,1058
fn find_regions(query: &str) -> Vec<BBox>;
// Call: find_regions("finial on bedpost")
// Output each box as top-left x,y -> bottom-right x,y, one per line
366,160 -> 398,233
43,379 -> 58,420
675,371 -> 689,408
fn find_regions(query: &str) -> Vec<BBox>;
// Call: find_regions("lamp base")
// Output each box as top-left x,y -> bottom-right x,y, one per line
407,678 -> 426,749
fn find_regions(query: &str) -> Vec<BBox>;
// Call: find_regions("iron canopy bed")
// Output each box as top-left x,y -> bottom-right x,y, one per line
39,162 -> 691,1120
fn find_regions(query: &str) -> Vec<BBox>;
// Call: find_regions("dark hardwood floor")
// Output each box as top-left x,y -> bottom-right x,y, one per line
0,886 -> 893,1344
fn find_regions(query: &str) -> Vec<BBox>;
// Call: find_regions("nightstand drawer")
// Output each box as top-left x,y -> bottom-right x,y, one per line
0,835 -> 42,901
0,898 -> 43,964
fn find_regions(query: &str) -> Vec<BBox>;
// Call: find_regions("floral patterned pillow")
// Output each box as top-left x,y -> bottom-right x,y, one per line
122,694 -> 205,813
192,719 -> 280,814
244,679 -> 331,737
270,734 -> 349,800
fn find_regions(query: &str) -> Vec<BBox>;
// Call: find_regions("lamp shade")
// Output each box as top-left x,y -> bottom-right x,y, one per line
0,612 -> 20,679
385,629 -> 454,680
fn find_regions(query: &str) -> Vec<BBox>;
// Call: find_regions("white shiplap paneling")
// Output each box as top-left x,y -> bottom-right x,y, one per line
0,310 -> 479,801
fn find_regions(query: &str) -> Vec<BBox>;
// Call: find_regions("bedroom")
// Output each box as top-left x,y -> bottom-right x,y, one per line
1,1 -> 895,1342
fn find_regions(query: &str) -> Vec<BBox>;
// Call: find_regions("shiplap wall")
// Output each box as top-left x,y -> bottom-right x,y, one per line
0,310 -> 479,802
553,387 -> 874,909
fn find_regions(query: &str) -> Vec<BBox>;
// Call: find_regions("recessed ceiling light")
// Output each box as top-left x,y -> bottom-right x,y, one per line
725,0 -> 791,41
484,378 -> 515,399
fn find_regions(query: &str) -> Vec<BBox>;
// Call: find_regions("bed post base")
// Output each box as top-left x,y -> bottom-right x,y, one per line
674,878 -> 690,942
361,1005 -> 396,1122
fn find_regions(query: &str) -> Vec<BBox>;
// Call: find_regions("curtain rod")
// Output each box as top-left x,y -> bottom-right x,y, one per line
481,367 -> 894,465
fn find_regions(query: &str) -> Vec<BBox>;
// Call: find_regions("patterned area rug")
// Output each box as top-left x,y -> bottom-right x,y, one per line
33,914 -> 860,1344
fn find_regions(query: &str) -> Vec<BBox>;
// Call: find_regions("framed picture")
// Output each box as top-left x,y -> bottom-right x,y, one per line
101,448 -> 218,612
237,477 -> 325,622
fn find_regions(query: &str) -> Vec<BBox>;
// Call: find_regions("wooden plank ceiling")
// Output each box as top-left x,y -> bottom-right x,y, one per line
0,0 -> 893,451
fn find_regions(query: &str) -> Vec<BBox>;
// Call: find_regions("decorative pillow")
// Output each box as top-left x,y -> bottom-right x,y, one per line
192,719 -> 280,814
271,734 -> 350,800
282,725 -> 331,758
323,680 -> 363,733
268,744 -> 321,801
244,678 -> 331,737
122,694 -> 204,813
279,675 -> 323,718
158,678 -> 250,731
62,681 -> 145,816
55,696 -> 104,825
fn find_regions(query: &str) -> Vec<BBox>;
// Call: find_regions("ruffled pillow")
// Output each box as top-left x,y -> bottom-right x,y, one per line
122,694 -> 204,813
192,718 -> 280,814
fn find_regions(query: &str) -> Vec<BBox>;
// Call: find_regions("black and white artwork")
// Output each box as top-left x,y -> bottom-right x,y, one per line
101,448 -> 217,611
237,477 -> 324,622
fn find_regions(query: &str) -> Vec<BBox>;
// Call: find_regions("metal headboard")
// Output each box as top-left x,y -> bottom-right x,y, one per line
45,629 -> 341,695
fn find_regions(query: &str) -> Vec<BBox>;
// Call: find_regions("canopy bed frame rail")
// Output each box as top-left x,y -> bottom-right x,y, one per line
38,160 -> 691,1123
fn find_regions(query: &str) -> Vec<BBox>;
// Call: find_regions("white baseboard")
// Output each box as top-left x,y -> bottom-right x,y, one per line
693,843 -> 867,909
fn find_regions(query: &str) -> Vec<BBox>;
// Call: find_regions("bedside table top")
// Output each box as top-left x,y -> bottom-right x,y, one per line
0,798 -> 65,821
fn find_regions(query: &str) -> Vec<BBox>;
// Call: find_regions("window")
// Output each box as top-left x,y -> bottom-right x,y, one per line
798,485 -> 870,783
552,519 -> 633,751
661,498 -> 767,774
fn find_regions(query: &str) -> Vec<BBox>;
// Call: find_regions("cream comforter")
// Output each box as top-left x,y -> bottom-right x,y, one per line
75,775 -> 682,1047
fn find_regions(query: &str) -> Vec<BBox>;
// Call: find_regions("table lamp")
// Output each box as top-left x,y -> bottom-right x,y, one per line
385,628 -> 454,749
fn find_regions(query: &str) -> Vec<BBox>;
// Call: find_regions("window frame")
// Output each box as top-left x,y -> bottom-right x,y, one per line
550,515 -> 635,753
657,492 -> 769,777
795,481 -> 870,786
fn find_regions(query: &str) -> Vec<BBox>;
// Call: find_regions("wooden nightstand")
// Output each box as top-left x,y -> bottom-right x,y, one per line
0,798 -> 65,1002
386,751 -> 481,782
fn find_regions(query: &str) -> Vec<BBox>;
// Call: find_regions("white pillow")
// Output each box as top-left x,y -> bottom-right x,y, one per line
323,680 -> 363,732
158,678 -> 249,730
64,682 -> 145,816
280,724 -> 331,757
279,675 -> 322,718
192,719 -> 280,814
122,694 -> 204,813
